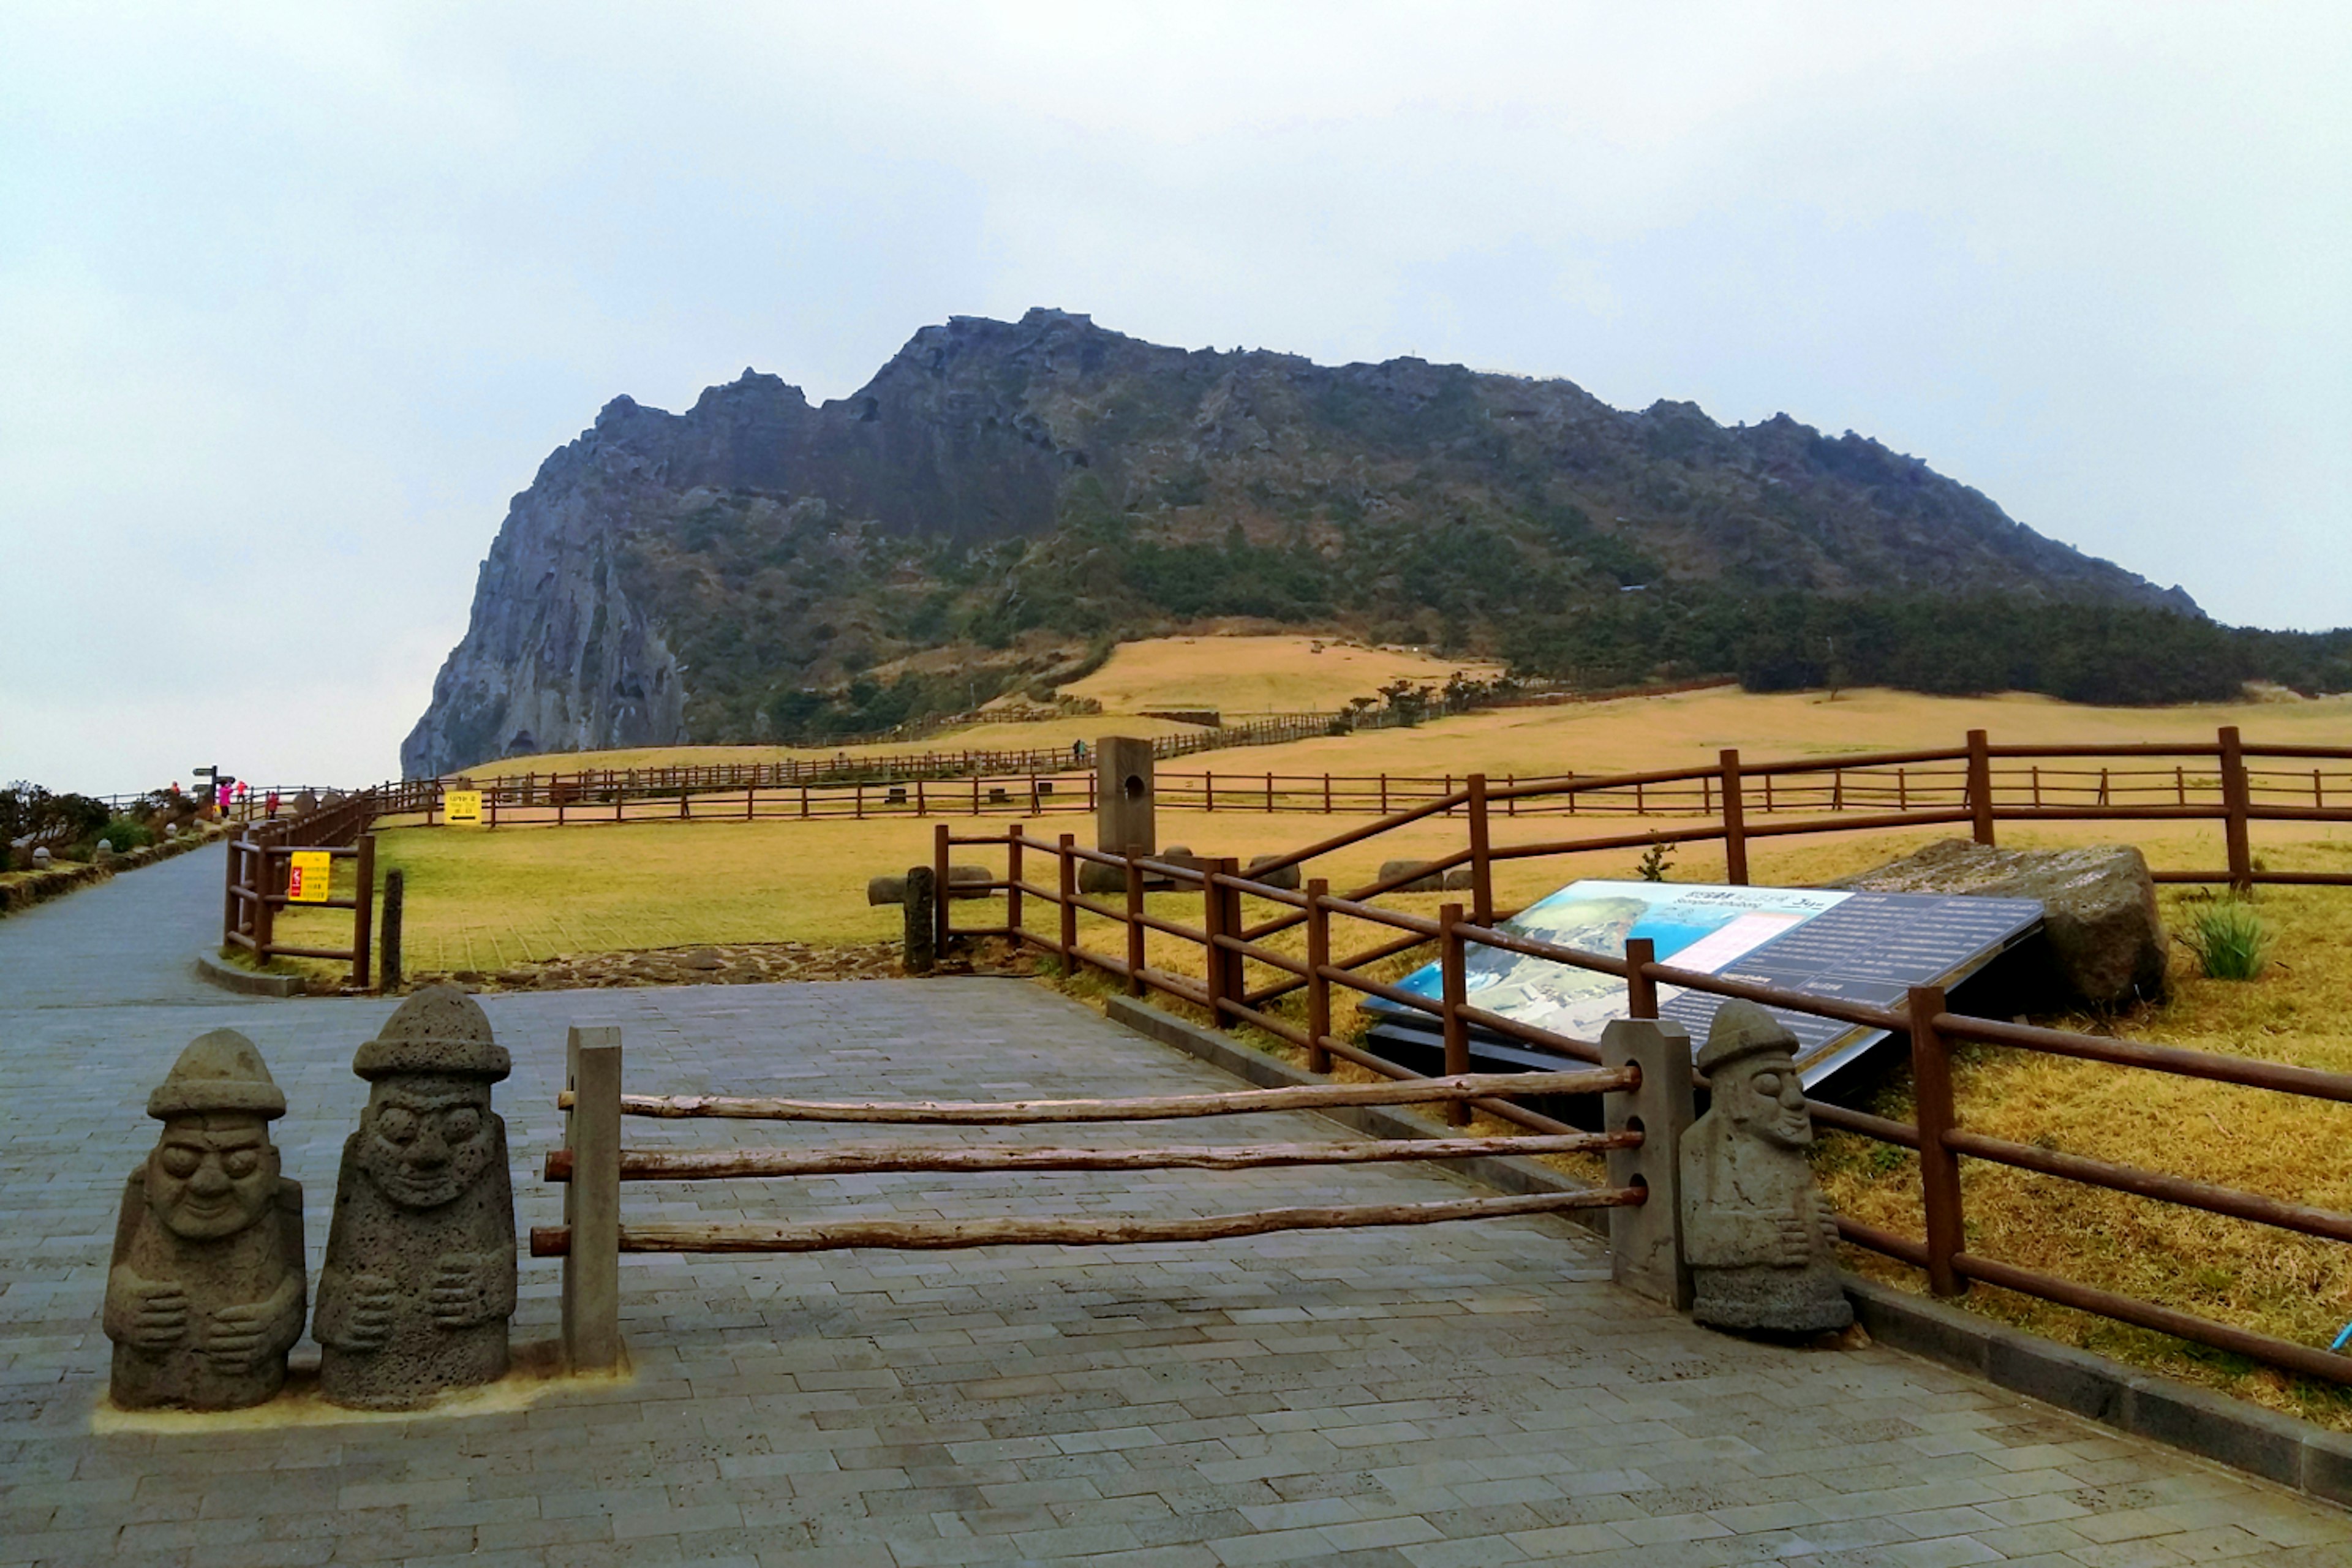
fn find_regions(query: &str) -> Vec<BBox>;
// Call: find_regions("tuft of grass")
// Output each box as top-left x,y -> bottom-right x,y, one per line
2178,896 -> 2272,980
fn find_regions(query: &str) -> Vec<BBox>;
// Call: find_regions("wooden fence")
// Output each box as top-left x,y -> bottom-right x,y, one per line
930,725 -> 2352,1385
529,1025 -> 1681,1373
221,790 -> 386,989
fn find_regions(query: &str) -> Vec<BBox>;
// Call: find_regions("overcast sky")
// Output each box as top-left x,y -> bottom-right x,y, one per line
5,2 -> 2345,792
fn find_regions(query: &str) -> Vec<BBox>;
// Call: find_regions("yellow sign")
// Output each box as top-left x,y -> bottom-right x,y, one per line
445,790 -> 484,826
287,850 -> 331,904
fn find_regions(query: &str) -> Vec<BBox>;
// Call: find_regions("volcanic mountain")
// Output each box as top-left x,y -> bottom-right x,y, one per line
402,307 -> 2213,778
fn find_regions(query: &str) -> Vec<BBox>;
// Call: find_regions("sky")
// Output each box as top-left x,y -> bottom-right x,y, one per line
4,2 -> 2346,792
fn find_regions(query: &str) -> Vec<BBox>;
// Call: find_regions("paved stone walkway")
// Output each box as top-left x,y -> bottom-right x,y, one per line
0,841 -> 240,1013
4,864 -> 2349,1564
4,962 -> 2350,1567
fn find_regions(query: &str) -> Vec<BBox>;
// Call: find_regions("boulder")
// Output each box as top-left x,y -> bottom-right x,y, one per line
1378,859 -> 1444,893
948,864 -> 993,900
1442,868 -> 1474,892
1244,854 -> 1302,892
1077,861 -> 1127,895
867,873 -> 906,907
1830,838 -> 2167,1007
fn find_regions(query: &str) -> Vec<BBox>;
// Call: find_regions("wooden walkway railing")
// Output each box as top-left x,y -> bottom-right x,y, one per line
220,789 -> 385,989
932,725 -> 2352,1388
530,1028 -> 1683,1373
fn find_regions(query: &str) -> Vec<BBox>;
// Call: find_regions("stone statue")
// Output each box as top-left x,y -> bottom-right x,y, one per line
104,1030 -> 306,1410
317,986 -> 517,1409
1679,1000 -> 1853,1335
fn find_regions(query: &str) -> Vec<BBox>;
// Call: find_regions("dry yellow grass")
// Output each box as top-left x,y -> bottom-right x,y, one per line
1058,633 -> 1505,715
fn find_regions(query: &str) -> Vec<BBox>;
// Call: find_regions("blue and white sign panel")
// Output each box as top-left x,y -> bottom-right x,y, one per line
1375,880 -> 2043,1085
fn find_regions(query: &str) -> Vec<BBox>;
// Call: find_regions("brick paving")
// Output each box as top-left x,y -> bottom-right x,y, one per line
2,868 -> 2349,1564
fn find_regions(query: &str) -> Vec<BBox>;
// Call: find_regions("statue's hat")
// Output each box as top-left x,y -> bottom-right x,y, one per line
148,1029 -> 287,1119
1695,998 -> 1801,1078
353,984 -> 511,1082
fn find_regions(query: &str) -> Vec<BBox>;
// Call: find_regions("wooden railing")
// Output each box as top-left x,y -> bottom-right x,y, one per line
220,789 -> 391,989
935,724 -> 2352,1385
528,1025 -> 1672,1374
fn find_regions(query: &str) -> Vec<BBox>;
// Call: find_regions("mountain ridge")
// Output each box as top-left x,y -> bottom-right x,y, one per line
403,307 -> 2211,778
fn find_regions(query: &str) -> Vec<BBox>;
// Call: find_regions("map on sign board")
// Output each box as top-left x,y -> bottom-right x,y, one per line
443,790 -> 483,826
1370,879 -> 2043,1085
287,850 -> 332,903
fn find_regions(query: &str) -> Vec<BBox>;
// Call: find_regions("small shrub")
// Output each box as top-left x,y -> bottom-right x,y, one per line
1637,840 -> 1674,883
2179,897 -> 2271,980
99,817 -> 154,851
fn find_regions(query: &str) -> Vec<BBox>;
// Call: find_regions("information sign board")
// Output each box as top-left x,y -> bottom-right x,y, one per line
444,790 -> 483,826
1372,878 -> 2043,1086
287,850 -> 332,904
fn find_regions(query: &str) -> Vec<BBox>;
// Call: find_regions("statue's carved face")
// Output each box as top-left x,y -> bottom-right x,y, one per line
1722,1051 -> 1812,1150
357,1074 -> 495,1209
148,1114 -> 278,1239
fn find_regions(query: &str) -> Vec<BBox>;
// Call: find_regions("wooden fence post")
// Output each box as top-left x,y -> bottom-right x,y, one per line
1466,774 -> 1493,926
351,834 -> 376,992
1123,856 -> 1146,998
1200,859 -> 1240,1028
933,823 -> 952,956
1439,903 -> 1471,1126
1718,752 -> 1747,886
1305,879 -> 1332,1074
254,845 -> 277,965
1057,834 -> 1077,967
380,869 -> 404,992
1624,937 -> 1657,1020
1910,984 -> 1966,1297
562,1025 -> 624,1373
1602,1015 -> 1694,1309
1006,826 -> 1023,938
2219,725 -> 2253,892
1967,729 -> 1996,846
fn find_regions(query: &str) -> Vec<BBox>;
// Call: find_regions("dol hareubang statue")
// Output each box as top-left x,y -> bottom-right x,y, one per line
105,1031 -> 306,1410
1679,1000 -> 1853,1335
317,987 -> 518,1409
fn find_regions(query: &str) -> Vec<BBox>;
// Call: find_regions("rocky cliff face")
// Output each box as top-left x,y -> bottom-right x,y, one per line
403,309 -> 2203,777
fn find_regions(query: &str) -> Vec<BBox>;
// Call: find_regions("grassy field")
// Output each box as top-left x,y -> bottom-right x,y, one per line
1057,633 -> 1505,716
454,635 -> 1514,780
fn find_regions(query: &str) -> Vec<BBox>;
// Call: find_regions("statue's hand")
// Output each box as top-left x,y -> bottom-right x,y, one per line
1775,1212 -> 1815,1259
332,1273 -> 398,1351
124,1282 -> 189,1352
429,1253 -> 501,1329
200,1300 -> 284,1372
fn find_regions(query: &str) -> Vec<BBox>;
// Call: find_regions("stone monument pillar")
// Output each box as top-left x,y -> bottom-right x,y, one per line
317,986 -> 518,1409
104,1030 -> 306,1410
1094,736 -> 1156,859
1679,1000 -> 1852,1335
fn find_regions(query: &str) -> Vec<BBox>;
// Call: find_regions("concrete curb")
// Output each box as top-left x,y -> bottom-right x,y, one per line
1103,995 -> 2352,1510
1844,1276 -> 2352,1507
190,951 -> 306,998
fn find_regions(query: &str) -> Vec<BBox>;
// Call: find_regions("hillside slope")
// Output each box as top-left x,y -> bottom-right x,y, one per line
404,308 -> 2206,777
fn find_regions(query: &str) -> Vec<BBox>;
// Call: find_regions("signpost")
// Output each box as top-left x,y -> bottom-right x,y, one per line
444,790 -> 484,827
287,850 -> 332,903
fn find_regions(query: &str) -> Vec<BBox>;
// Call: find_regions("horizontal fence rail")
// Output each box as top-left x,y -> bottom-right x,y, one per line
542,1027 -> 1653,1371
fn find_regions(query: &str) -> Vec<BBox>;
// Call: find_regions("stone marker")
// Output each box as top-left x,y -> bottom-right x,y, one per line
31,846 -> 50,867
1244,854 -> 1302,892
165,822 -> 180,839
317,986 -> 517,1409
295,790 -> 318,816
94,840 -> 115,862
903,865 -> 938,973
1377,858 -> 1445,892
1831,838 -> 2166,1007
867,873 -> 906,907
1095,736 -> 1156,858
104,1030 -> 306,1411
1680,1000 -> 1852,1335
